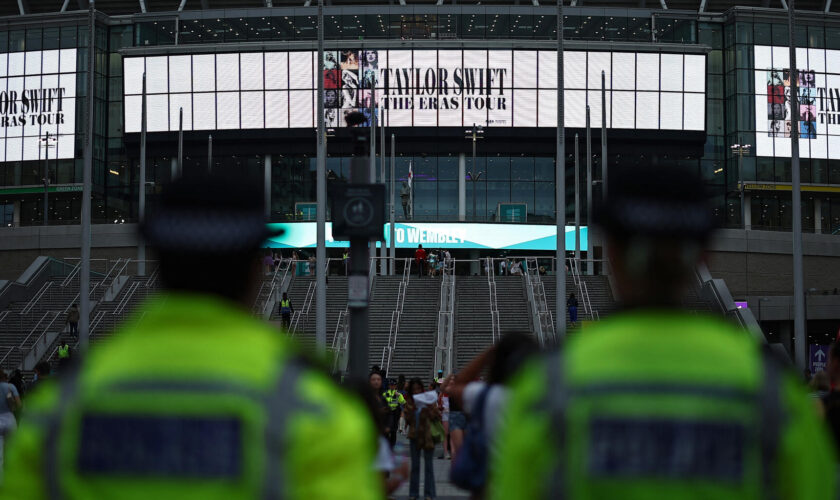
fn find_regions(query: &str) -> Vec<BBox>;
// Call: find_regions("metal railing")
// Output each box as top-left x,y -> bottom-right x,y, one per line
434,257 -> 456,376
567,258 -> 598,321
289,281 -> 316,336
524,257 -> 556,347
253,258 -> 293,318
113,281 -> 141,317
20,281 -> 52,316
60,261 -> 82,287
5,310 -> 61,368
381,258 -> 411,378
487,258 -> 501,344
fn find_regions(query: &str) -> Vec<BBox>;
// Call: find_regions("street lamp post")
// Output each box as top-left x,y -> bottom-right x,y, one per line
466,124 -> 484,221
730,143 -> 752,230
40,132 -> 57,226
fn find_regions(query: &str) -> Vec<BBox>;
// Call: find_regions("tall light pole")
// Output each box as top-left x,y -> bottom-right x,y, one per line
556,0 -> 567,341
730,143 -> 752,230
585,105 -> 592,276
390,133 -> 396,275
79,3 -> 95,353
466,124 -> 484,220
788,0 -> 806,371
40,131 -> 57,226
574,133 -> 580,263
138,72 -> 147,276
315,0 -> 327,357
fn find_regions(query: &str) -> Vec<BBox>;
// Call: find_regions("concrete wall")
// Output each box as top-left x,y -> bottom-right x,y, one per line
706,229 -> 840,297
0,224 -> 140,280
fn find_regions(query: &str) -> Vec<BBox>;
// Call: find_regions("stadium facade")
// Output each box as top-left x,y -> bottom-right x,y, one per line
0,1 -> 839,251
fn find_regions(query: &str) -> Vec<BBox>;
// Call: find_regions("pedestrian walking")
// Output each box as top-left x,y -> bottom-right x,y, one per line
0,370 -> 20,479
383,378 -> 406,448
567,293 -> 579,327
499,259 -> 506,276
490,165 -> 836,500
279,292 -> 294,330
415,244 -> 427,278
66,304 -> 80,338
404,378 -> 440,500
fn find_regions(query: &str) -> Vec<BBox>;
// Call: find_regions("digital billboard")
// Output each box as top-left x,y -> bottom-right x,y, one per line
263,222 -> 588,251
124,50 -> 705,133
0,49 -> 77,163
754,45 -> 840,159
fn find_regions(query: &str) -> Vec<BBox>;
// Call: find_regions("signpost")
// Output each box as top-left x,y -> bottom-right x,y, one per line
809,344 -> 828,375
332,112 -> 385,381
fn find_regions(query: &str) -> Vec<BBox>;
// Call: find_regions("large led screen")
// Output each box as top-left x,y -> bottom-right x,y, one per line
754,45 -> 840,159
263,222 -> 588,251
124,50 -> 705,133
0,49 -> 77,163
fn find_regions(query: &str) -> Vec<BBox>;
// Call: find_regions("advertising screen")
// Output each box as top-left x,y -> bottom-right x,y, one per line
124,50 -> 705,133
0,49 -> 77,162
754,45 -> 840,159
263,222 -> 588,251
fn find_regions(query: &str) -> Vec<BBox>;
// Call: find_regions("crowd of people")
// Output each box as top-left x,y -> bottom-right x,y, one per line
0,167 -> 837,500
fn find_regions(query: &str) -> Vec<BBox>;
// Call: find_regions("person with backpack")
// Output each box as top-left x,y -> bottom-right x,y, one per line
566,293 -> 579,328
404,378 -> 440,500
443,334 -> 538,496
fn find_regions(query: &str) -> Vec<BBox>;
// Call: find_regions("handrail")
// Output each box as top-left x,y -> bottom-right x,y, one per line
381,258 -> 411,377
290,281 -> 316,336
60,261 -> 82,287
113,281 -> 141,316
18,310 -> 59,352
487,257 -> 501,344
433,258 -> 456,376
0,310 -> 8,324
145,266 -> 160,288
20,281 -> 52,316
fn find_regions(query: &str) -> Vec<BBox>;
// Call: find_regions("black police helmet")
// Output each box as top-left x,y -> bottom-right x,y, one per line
593,165 -> 715,242
140,170 -> 283,255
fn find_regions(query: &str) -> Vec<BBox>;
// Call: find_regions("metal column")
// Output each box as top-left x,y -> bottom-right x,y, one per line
138,73 -> 147,277
788,0 -> 806,371
264,154 -> 272,220
574,134 -> 580,263
601,70 -> 608,201
555,0 -> 567,341
177,107 -> 183,179
315,0 -> 327,357
458,153 -> 466,221
586,105 -> 593,276
79,4 -> 95,354
390,134 -> 396,275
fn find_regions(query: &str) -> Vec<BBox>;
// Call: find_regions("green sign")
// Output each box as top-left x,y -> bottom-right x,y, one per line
497,203 -> 527,223
0,184 -> 82,195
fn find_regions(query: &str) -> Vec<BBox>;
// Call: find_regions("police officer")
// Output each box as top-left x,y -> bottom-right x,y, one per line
279,292 -> 294,330
383,378 -> 406,447
2,172 -> 381,500
490,166 -> 836,499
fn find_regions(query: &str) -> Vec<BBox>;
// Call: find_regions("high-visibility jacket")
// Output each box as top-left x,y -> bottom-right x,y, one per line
383,389 -> 406,411
280,299 -> 292,315
57,344 -> 70,359
490,310 -> 837,500
1,293 -> 381,500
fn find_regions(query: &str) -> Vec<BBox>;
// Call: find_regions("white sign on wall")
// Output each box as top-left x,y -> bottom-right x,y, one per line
0,49 -> 77,162
754,45 -> 840,159
124,49 -> 706,133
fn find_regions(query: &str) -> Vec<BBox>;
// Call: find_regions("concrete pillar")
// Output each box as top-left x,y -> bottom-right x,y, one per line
13,201 -> 20,227
469,249 -> 479,276
744,193 -> 752,230
170,158 -> 178,182
779,318 -> 793,360
264,154 -> 272,219
458,153 -> 466,221
815,198 -> 822,233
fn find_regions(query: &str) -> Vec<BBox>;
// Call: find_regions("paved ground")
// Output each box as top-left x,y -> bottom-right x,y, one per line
391,435 -> 469,500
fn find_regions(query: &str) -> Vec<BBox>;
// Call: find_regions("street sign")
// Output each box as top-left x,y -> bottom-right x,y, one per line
809,344 -> 829,374
331,184 -> 385,240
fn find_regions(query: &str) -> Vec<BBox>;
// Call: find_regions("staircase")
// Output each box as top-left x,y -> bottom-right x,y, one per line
542,274 -> 617,327
495,276 -> 532,335
369,275 -> 402,374
278,276 -> 349,351
388,277 -> 440,382
453,276 -> 493,372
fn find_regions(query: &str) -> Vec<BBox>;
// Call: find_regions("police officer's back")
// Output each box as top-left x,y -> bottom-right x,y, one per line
2,172 -> 381,500
490,166 -> 836,500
